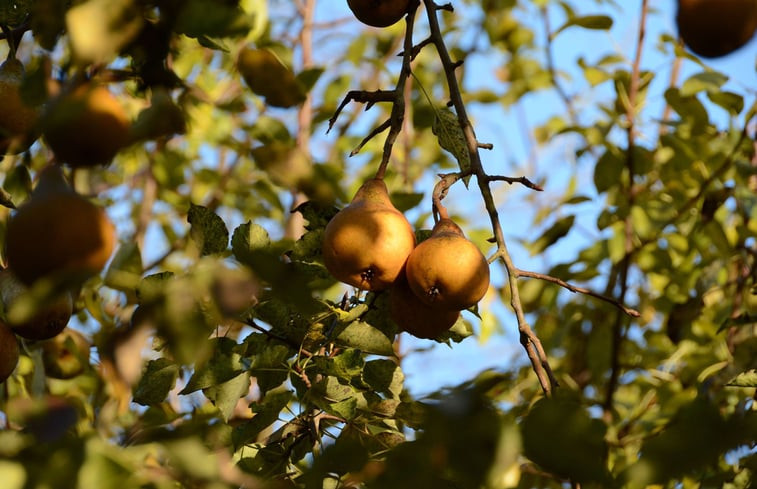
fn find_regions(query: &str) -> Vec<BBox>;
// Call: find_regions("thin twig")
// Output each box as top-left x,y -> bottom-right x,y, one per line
327,90 -> 395,133
485,175 -> 544,191
375,6 -> 419,179
350,118 -> 391,156
516,269 -> 640,318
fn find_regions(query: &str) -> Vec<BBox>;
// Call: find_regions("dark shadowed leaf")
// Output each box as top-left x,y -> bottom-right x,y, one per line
188,204 -> 229,256
335,321 -> 395,356
529,215 -> 575,255
522,395 -> 612,485
133,358 -> 180,406
203,371 -> 251,422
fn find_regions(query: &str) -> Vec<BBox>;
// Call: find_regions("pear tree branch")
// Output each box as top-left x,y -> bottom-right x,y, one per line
325,4 -> 420,180
422,0 -> 558,396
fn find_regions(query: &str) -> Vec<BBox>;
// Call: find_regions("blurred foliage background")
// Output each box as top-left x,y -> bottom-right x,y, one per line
0,0 -> 755,488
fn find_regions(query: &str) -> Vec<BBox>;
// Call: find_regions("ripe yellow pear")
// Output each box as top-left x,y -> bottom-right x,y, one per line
237,46 -> 306,108
0,57 -> 40,155
389,268 -> 460,339
676,0 -> 757,58
347,0 -> 411,28
405,217 -> 489,311
322,178 -> 416,291
42,82 -> 130,167
6,166 -> 116,286
0,321 -> 20,383
0,269 -> 73,340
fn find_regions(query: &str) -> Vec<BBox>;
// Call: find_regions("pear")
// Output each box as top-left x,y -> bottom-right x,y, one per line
322,178 -> 415,291
676,0 -> 757,58
389,268 -> 460,339
0,321 -> 20,383
41,328 -> 90,379
6,165 -> 116,286
347,0 -> 411,28
405,218 -> 489,311
42,82 -> 130,167
0,269 -> 73,340
0,56 -> 40,155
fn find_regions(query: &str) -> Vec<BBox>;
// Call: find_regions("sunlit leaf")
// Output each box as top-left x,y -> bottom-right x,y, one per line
727,370 -> 757,388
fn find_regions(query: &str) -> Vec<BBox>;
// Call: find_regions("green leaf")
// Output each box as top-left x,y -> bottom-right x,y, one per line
203,371 -> 251,422
555,15 -> 613,36
390,191 -> 425,213
295,67 -> 324,93
522,395 -> 612,485
243,332 -> 294,395
335,321 -> 395,356
231,220 -> 271,266
529,215 -> 575,255
3,164 -> 32,208
133,358 -> 180,406
136,271 -> 174,303
104,242 -> 143,293
680,71 -> 729,96
363,359 -> 404,399
232,387 -> 292,449
181,337 -> 245,394
727,369 -> 757,388
0,187 -> 15,209
188,204 -> 229,256
628,398 -> 750,485
328,397 -> 357,420
311,349 -> 364,382
432,108 -> 471,186
707,90 -> 744,115
594,148 -> 623,193
174,0 -> 252,39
